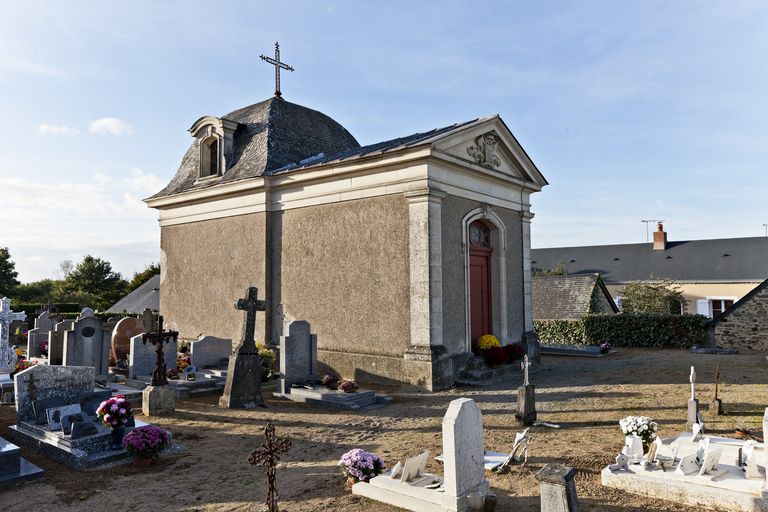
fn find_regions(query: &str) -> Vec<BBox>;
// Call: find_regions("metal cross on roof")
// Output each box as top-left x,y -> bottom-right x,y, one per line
260,42 -> 294,97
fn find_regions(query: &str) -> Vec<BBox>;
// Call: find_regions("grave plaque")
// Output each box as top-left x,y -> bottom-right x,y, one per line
61,413 -> 85,435
70,421 -> 98,439
46,404 -> 82,431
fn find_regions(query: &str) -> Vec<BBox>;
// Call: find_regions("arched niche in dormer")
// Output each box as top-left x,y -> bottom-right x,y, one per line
188,115 -> 239,180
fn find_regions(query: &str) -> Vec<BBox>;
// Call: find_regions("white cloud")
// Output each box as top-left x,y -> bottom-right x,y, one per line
88,117 -> 133,136
94,172 -> 112,185
124,167 -> 163,194
26,255 -> 45,262
37,123 -> 78,135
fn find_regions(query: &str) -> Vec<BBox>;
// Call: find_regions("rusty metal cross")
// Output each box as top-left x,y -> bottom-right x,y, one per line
247,422 -> 292,512
141,316 -> 178,386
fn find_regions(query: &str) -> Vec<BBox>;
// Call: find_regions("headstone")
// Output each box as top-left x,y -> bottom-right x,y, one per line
190,335 -> 232,369
77,307 -> 95,320
536,464 -> 580,512
279,320 -> 318,394
27,311 -> 54,357
128,334 -> 177,379
13,365 -> 95,425
142,385 -> 175,417
220,287 -> 265,409
61,413 -> 85,435
46,404 -> 82,431
48,320 -> 75,365
140,308 -> 156,332
110,317 -> 145,363
686,365 -> 699,429
0,298 -> 26,371
33,397 -> 65,424
63,316 -> 110,376
79,390 -> 112,416
442,398 -> 489,503
70,421 -> 98,439
515,355 -> 536,425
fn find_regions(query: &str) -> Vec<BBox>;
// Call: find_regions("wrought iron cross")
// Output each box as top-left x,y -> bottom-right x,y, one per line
713,363 -> 720,402
260,42 -> 294,97
247,422 -> 292,512
141,316 -> 178,386
236,287 -> 266,355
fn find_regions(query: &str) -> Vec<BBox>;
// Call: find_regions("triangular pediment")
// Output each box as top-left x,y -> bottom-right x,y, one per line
431,117 -> 548,188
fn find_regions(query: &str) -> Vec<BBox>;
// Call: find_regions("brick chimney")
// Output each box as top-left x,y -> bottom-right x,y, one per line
653,223 -> 667,250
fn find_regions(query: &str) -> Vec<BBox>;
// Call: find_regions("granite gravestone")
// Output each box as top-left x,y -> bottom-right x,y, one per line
27,311 -> 54,358
48,320 -> 75,365
279,320 -> 318,394
13,365 -> 95,425
220,287 -> 265,409
63,316 -> 110,376
128,334 -> 177,380
190,335 -> 232,369
110,317 -> 145,363
77,307 -> 95,320
536,464 -> 580,512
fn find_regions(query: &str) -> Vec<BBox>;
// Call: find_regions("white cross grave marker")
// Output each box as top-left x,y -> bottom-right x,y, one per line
521,355 -> 531,387
689,365 -> 696,401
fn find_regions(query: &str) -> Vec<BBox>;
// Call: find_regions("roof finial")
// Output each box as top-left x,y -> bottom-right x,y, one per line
260,42 -> 294,97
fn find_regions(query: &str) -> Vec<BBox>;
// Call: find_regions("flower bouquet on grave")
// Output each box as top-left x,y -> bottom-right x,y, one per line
257,343 -> 276,382
166,368 -> 179,380
338,449 -> 385,484
619,415 -> 658,448
11,358 -> 36,377
123,425 -> 170,464
97,395 -> 133,448
340,379 -> 358,393
39,340 -> 48,358
322,373 -> 340,390
599,342 -> 612,354
177,354 -> 191,371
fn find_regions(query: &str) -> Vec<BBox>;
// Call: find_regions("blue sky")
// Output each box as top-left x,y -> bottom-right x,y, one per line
2,1 -> 767,282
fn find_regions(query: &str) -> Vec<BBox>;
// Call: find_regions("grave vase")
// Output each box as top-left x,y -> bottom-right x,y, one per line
110,426 -> 126,450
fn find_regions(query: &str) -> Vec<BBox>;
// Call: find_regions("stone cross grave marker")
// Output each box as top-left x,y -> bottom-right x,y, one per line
219,287 -> 266,408
516,354 -> 537,426
687,365 -> 699,428
247,422 -> 292,512
442,397 -> 489,503
0,298 -> 26,371
140,308 -> 156,332
279,320 -> 318,394
141,316 -> 178,387
63,316 -> 110,377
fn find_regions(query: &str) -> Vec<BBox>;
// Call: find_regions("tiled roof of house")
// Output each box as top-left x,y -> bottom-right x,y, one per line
532,274 -> 617,320
531,237 -> 768,283
106,274 -> 160,314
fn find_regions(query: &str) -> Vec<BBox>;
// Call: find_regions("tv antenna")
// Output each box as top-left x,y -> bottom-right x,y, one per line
641,219 -> 665,243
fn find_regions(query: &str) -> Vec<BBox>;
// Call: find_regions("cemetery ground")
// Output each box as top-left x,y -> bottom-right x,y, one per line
1,348 -> 766,512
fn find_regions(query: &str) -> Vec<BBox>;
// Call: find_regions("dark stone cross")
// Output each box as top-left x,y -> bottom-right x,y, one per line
714,363 -> 721,402
247,422 -> 292,512
141,316 -> 178,386
236,287 -> 266,355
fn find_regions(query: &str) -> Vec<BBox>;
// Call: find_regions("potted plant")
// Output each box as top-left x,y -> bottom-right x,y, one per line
619,415 -> 658,450
123,425 -> 170,466
322,373 -> 340,390
340,380 -> 358,393
338,449 -> 384,484
96,395 -> 133,449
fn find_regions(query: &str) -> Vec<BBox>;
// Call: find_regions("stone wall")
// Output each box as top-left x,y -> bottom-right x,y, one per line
160,212 -> 268,343
590,285 -> 617,315
711,282 -> 768,353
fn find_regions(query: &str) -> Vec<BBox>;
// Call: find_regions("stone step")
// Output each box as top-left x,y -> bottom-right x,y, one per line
457,360 -> 522,384
0,437 -> 21,476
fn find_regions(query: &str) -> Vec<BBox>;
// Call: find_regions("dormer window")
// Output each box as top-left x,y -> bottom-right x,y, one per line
188,115 -> 239,182
201,137 -> 220,177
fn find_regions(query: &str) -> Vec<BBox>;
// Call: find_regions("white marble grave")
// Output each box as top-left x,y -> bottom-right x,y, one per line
602,428 -> 768,512
353,397 -> 490,512
0,298 -> 26,372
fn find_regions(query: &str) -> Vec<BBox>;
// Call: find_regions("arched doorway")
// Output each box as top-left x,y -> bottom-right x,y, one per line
468,220 -> 492,350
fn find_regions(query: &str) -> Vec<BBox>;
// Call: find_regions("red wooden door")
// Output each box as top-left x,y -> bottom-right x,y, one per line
468,221 -> 492,350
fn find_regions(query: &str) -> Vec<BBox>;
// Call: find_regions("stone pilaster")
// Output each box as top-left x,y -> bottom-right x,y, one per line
520,210 -> 535,332
403,189 -> 452,390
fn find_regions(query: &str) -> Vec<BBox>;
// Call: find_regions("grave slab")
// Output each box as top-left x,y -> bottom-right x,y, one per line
601,432 -> 768,512
274,386 -> 391,410
0,436 -> 43,486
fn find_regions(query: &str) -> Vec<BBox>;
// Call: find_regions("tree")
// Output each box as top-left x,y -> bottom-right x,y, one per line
619,278 -> 687,315
0,247 -> 20,297
128,263 -> 160,292
59,259 -> 74,279
533,262 -> 568,276
61,255 -> 128,310
14,279 -> 58,303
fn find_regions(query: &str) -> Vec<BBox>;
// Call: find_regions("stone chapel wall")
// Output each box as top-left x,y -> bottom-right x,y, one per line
440,194 -> 526,355
279,194 -> 412,384
160,212 -> 268,343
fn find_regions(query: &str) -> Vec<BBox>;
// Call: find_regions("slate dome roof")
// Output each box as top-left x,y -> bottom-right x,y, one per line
153,96 -> 360,198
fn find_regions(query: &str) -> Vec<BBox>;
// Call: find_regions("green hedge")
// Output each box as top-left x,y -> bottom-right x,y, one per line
56,312 -> 139,322
12,303 -> 80,314
534,313 -> 709,349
